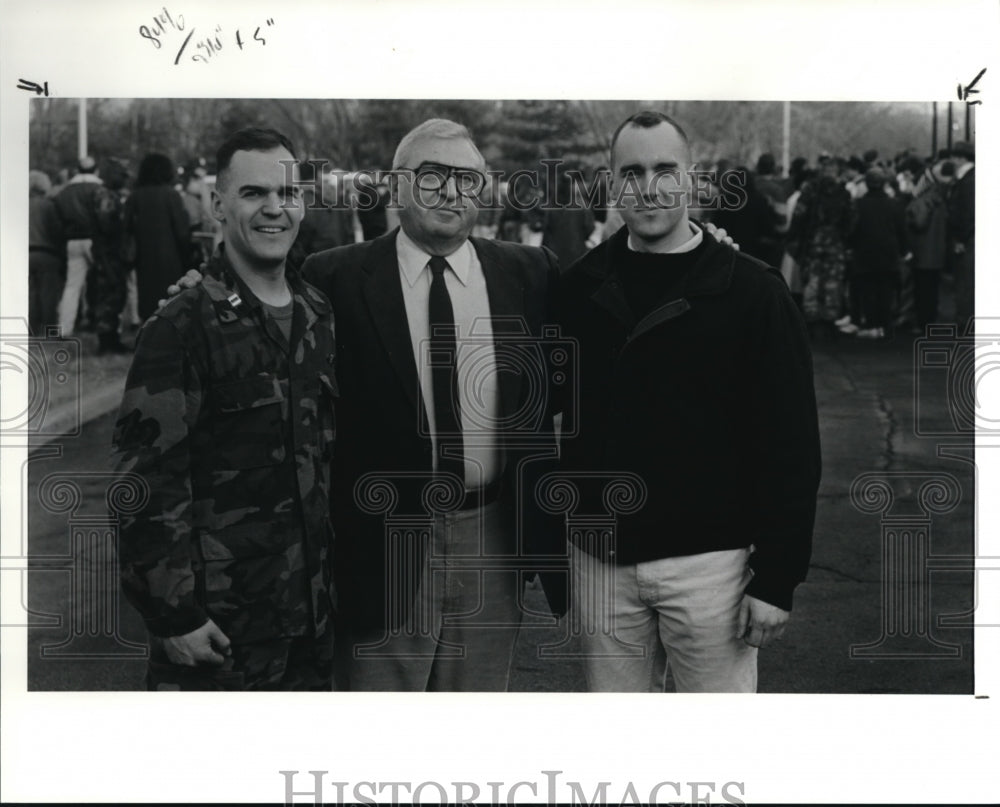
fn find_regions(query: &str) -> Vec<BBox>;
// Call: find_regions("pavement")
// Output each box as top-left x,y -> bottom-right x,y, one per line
23,321 -> 976,693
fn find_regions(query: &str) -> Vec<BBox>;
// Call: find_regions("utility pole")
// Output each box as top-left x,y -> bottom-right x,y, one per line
782,101 -> 790,177
77,98 -> 88,160
932,101 -> 938,157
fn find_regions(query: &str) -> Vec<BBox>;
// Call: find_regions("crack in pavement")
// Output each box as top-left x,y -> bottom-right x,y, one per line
875,393 -> 898,472
808,562 -> 867,583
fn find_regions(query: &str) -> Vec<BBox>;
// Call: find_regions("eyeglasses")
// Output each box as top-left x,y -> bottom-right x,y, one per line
409,162 -> 486,196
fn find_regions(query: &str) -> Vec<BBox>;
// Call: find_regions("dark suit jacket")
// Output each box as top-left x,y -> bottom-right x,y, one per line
301,229 -> 567,633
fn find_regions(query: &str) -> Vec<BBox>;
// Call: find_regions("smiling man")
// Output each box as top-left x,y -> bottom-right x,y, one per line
112,128 -> 339,690
558,111 -> 822,692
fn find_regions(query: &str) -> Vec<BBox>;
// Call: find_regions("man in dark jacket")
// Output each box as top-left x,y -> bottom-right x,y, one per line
52,156 -> 103,335
28,170 -> 65,335
558,111 -> 821,692
906,158 -> 954,328
301,119 -> 565,691
850,167 -> 911,339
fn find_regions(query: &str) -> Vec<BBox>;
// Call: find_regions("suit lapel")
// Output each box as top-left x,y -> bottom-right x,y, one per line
473,238 -> 525,422
362,230 -> 421,415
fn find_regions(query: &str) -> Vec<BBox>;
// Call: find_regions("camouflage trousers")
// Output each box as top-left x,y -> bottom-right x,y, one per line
801,251 -> 847,323
146,629 -> 335,691
90,250 -> 129,336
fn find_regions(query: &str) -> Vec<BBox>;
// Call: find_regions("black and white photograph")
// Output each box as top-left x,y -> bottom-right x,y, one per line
2,1 -> 996,804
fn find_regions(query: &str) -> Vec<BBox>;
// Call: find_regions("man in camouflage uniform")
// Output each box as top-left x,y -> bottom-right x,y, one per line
112,128 -> 338,690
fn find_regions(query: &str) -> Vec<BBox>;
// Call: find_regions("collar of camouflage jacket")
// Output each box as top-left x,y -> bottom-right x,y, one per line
205,246 -> 332,323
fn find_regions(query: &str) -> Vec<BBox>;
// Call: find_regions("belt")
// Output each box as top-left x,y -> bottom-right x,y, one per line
457,478 -> 502,511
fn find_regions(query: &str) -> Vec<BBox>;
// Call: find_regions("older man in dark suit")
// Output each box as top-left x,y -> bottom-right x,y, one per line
301,119 -> 566,691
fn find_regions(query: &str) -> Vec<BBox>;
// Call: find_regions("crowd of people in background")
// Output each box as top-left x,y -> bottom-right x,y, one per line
28,138 -> 975,349
28,153 -> 211,352
696,142 -> 976,340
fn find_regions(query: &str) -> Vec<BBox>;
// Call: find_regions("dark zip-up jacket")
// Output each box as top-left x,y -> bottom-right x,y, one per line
558,226 -> 821,610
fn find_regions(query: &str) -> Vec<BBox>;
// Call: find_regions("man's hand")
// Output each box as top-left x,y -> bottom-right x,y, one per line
736,595 -> 789,648
954,242 -> 966,255
162,619 -> 231,666
703,221 -> 740,251
157,268 -> 206,310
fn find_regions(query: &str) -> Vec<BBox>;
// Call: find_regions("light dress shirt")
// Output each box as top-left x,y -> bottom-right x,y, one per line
396,228 -> 502,489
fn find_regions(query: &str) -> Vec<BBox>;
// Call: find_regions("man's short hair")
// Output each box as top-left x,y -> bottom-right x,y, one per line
610,110 -> 691,166
216,127 -> 297,188
392,118 -> 484,170
77,155 -> 97,174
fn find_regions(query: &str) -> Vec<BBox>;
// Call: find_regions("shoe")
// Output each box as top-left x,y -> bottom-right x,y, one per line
856,327 -> 884,340
838,323 -> 860,335
835,314 -> 853,328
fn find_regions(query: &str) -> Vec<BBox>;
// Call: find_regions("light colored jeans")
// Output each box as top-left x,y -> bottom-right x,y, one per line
339,499 -> 522,691
571,543 -> 757,692
57,238 -> 93,335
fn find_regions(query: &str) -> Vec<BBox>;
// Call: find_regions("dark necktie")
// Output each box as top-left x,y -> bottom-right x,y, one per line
428,256 -> 465,481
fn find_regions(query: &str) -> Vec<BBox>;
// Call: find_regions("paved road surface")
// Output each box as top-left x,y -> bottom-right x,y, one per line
24,329 -> 975,693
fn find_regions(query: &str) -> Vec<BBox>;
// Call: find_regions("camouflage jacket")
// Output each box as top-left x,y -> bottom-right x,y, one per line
91,186 -> 126,266
112,250 -> 338,643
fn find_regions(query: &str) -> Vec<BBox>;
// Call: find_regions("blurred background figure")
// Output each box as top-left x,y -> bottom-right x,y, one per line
890,156 -> 926,330
91,158 -> 131,354
777,162 -> 814,311
791,159 -> 852,340
473,174 -> 502,239
123,153 -> 191,322
710,164 -> 781,265
542,172 -> 594,270
28,169 -> 65,336
752,153 -> 787,199
843,156 -> 867,200
52,155 -> 103,336
180,164 -> 214,268
849,167 -> 910,340
355,173 -> 390,241
289,161 -> 357,270
521,184 -> 547,246
906,156 -> 954,329
48,167 -> 71,199
497,180 -> 524,242
947,141 -> 975,333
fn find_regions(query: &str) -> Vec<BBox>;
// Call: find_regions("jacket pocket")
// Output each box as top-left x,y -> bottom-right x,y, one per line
210,374 -> 287,469
198,525 -> 305,642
